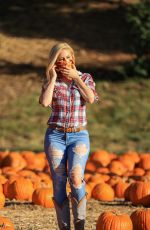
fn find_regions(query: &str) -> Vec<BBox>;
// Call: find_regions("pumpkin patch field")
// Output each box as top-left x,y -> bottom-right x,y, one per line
0,150 -> 150,229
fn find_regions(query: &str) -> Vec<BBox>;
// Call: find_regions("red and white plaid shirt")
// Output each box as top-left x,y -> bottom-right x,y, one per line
47,71 -> 99,128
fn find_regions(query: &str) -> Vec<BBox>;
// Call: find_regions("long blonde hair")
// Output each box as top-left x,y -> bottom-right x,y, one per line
46,43 -> 75,82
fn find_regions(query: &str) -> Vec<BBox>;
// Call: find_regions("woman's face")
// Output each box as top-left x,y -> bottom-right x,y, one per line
56,49 -> 73,69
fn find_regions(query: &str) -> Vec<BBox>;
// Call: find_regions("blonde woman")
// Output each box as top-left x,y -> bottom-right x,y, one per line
39,43 -> 99,230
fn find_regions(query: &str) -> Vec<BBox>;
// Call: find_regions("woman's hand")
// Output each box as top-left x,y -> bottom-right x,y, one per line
46,65 -> 57,82
59,64 -> 79,80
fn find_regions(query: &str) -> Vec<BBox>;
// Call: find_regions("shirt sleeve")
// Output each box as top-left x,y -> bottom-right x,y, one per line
83,73 -> 99,103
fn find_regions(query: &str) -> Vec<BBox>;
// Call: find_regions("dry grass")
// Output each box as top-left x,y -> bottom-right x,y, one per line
0,199 -> 142,230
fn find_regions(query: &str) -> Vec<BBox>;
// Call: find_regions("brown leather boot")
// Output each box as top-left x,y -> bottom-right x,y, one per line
53,197 -> 70,230
70,194 -> 87,230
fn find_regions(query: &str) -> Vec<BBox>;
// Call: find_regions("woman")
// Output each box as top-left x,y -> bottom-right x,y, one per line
39,43 -> 99,230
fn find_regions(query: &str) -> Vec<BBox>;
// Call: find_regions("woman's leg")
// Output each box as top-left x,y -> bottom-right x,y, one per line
44,128 -> 70,230
67,130 -> 90,230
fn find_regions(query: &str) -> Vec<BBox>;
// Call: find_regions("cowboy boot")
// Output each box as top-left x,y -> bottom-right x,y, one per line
53,197 -> 70,230
70,194 -> 87,230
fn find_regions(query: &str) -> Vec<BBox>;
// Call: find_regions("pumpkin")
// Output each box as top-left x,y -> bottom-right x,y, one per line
3,177 -> 17,200
11,177 -> 34,201
109,160 -> 127,176
85,160 -> 97,173
32,188 -> 54,208
96,167 -> 109,174
124,182 -> 134,201
21,151 -> 46,171
130,209 -> 150,230
1,152 -> 27,171
125,151 -> 140,164
132,167 -> 145,177
96,211 -> 133,230
118,155 -> 135,171
92,183 -> 114,201
107,175 -> 122,188
0,216 -> 14,230
114,181 -> 130,199
88,173 -> 105,185
84,173 -> 92,182
139,154 -> 150,170
129,181 -> 150,206
0,192 -> 5,209
0,175 -> 7,184
89,150 -> 111,167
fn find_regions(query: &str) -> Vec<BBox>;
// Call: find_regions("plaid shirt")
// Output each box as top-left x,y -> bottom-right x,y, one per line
47,71 -> 99,128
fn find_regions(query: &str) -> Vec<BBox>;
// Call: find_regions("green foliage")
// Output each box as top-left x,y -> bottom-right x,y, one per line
122,0 -> 150,77
1,79 -> 150,153
119,57 -> 150,78
125,0 -> 150,57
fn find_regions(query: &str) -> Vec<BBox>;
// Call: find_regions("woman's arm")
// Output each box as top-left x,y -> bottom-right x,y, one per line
60,65 -> 95,103
39,66 -> 57,107
74,76 -> 95,104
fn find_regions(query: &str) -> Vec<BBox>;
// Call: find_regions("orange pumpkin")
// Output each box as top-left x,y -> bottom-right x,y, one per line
0,192 -> 5,209
85,160 -> 97,173
96,211 -> 133,230
92,183 -> 114,201
21,151 -> 46,171
1,152 -> 27,171
130,209 -> 150,230
32,188 -> 54,208
130,181 -> 150,206
109,160 -> 127,176
114,181 -> 130,198
89,150 -> 111,167
3,177 -> 17,200
11,177 -> 34,201
0,216 -> 14,229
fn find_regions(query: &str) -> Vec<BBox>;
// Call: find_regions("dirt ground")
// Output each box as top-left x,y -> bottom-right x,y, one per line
0,199 -> 140,230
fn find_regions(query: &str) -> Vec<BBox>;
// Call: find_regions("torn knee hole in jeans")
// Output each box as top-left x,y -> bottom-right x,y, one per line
69,164 -> 84,189
48,146 -> 66,176
72,143 -> 88,157
49,145 -> 64,159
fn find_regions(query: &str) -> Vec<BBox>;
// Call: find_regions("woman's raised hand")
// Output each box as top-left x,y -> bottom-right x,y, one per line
60,64 -> 79,80
46,65 -> 57,82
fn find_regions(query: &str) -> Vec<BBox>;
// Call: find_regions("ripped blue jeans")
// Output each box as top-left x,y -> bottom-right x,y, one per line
44,128 -> 90,206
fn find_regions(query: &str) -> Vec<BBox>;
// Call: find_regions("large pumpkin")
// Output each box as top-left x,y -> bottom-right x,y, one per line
96,211 -> 133,230
130,209 -> 150,230
129,181 -> 150,206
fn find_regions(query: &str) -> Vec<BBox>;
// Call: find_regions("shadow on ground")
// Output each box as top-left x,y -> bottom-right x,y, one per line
0,0 -> 132,53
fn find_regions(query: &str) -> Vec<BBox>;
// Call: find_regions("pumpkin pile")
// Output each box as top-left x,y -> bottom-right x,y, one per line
0,150 -> 150,206
0,149 -> 150,229
85,149 -> 150,206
